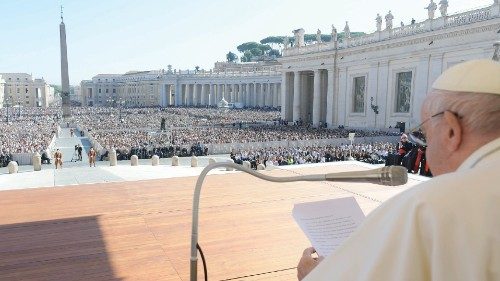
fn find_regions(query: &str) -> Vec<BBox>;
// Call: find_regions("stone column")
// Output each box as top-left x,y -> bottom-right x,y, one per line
239,84 -> 244,103
201,84 -> 206,105
224,84 -> 229,101
191,84 -> 196,105
233,83 -> 238,103
313,69 -> 321,127
194,84 -> 199,105
246,83 -> 251,107
262,83 -> 267,107
326,69 -> 335,127
281,73 -> 288,119
189,84 -> 194,106
268,82 -> 273,107
253,83 -> 258,107
273,83 -> 279,108
210,84 -> 215,106
217,84 -> 223,102
293,71 -> 301,122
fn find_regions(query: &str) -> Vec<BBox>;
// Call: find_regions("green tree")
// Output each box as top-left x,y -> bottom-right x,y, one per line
268,49 -> 281,58
258,44 -> 271,54
237,42 -> 260,53
250,48 -> 263,56
241,50 -> 253,62
260,36 -> 286,45
226,51 -> 238,62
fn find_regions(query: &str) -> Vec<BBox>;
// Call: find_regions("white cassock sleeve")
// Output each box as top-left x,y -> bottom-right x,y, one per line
303,165 -> 500,281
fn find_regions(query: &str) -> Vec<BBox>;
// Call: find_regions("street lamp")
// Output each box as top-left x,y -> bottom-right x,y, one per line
117,98 -> 126,122
370,97 -> 379,115
17,99 -> 21,118
5,97 -> 12,123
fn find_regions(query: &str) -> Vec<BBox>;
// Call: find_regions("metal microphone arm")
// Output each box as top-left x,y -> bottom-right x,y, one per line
190,162 -> 326,281
190,163 -> 407,280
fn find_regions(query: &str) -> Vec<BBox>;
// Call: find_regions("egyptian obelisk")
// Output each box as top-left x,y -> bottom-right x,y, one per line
59,6 -> 71,118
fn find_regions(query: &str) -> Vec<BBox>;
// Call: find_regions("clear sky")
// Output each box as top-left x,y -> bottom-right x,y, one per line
0,0 -> 493,85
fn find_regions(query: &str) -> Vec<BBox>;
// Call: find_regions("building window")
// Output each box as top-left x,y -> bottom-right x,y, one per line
112,89 -> 116,94
395,71 -> 412,113
98,89 -> 101,93
352,76 -> 365,113
17,88 -> 20,93
106,89 -> 109,93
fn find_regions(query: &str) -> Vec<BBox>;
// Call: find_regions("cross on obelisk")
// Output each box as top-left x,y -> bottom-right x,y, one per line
59,5 -> 71,118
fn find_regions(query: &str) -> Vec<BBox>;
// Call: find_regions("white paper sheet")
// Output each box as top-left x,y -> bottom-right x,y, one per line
292,197 -> 365,257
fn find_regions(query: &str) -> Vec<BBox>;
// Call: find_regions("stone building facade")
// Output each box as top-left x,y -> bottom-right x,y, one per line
80,67 -> 282,108
0,73 -> 55,108
279,1 -> 500,129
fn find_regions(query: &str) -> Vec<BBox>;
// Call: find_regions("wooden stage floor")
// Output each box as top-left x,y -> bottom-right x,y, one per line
0,163 -> 421,280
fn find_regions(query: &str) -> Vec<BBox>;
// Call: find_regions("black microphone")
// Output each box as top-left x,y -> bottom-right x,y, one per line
324,166 -> 408,186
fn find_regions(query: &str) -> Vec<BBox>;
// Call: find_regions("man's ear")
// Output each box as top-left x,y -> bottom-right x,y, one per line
443,111 -> 462,152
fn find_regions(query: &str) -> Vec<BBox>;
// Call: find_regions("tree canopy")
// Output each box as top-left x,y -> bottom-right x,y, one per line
236,42 -> 261,53
260,36 -> 286,45
227,31 -> 365,62
226,51 -> 238,62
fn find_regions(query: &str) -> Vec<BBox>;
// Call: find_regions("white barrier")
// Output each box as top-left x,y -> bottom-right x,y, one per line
109,149 -> 117,166
8,161 -> 18,174
32,152 -> 42,171
130,155 -> 138,166
172,156 -> 179,166
152,155 -> 160,166
191,156 -> 198,167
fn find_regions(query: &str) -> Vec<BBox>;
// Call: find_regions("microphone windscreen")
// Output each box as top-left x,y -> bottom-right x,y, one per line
383,166 -> 408,186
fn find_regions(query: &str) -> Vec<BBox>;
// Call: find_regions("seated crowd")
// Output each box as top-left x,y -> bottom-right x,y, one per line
0,108 -> 59,167
231,142 -> 394,169
0,106 -> 403,171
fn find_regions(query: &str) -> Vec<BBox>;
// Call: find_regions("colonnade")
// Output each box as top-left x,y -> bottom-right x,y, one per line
281,69 -> 332,127
172,82 -> 281,108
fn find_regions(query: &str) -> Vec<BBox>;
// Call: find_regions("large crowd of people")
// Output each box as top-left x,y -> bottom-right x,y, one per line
0,107 -> 59,167
1,106 -> 402,168
231,142 -> 393,168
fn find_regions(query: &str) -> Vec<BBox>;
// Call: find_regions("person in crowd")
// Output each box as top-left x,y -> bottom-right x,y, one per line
41,150 -> 51,164
297,59 -> 500,280
54,149 -> 63,169
88,147 -> 97,167
77,144 -> 83,161
397,133 -> 413,165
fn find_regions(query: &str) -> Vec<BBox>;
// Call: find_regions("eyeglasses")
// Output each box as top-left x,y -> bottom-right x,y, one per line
408,111 -> 461,146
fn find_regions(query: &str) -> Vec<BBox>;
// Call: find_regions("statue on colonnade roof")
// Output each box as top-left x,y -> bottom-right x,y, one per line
376,13 -> 382,31
385,10 -> 394,30
439,0 -> 449,17
425,0 -> 438,19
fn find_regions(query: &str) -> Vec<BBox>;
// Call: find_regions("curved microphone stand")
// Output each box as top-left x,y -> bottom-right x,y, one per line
190,163 -> 407,280
190,162 -> 328,281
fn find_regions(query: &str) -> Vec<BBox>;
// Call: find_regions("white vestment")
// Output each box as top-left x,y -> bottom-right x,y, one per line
304,137 -> 500,281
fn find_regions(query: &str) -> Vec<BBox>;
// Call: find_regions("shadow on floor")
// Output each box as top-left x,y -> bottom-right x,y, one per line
0,216 -> 123,281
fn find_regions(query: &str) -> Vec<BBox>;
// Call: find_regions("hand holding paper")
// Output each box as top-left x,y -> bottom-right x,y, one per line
293,197 -> 365,257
